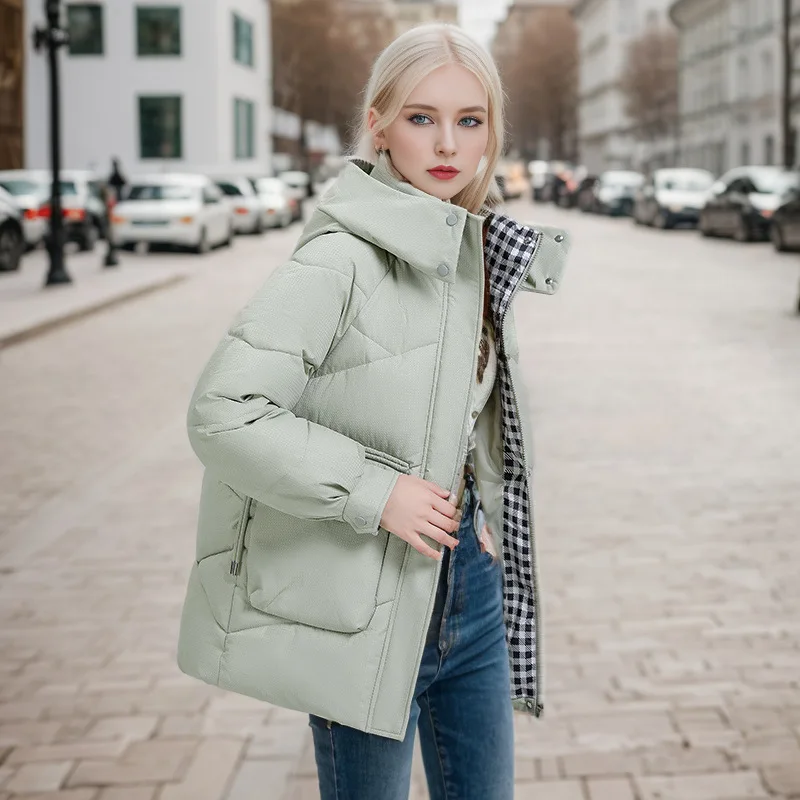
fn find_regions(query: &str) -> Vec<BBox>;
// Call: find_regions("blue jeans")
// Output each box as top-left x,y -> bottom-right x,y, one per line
309,478 -> 514,799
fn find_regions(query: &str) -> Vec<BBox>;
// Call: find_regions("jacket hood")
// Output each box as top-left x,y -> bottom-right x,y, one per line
299,153 -> 486,283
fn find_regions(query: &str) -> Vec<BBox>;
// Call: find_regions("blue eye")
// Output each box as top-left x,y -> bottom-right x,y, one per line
409,114 -> 433,125
460,117 -> 482,128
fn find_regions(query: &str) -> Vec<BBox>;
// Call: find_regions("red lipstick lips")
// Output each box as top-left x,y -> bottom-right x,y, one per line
428,165 -> 460,181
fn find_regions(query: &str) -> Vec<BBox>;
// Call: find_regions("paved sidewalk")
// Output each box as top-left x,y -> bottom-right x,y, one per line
0,246 -> 192,348
0,209 -> 799,800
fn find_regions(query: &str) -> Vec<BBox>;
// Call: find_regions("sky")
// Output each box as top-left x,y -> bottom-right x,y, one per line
457,0 -> 512,49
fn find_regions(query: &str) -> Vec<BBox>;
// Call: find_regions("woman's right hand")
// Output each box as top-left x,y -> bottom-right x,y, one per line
379,475 -> 461,560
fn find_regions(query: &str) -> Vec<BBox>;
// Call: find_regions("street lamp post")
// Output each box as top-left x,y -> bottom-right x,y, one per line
781,0 -> 795,169
33,0 -> 71,286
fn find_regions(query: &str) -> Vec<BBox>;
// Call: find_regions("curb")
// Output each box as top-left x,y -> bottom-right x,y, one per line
0,272 -> 188,350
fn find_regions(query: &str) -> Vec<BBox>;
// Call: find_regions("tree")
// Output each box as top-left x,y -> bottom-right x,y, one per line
621,26 -> 679,147
494,8 -> 578,162
271,0 -> 392,165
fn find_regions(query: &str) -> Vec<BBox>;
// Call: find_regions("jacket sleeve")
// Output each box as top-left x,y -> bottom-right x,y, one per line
186,236 -> 400,536
521,225 -> 571,295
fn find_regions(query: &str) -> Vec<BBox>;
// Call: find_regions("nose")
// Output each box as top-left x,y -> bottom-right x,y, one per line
436,126 -> 457,158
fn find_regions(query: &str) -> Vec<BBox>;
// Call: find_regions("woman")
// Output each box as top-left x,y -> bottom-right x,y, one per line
177,23 -> 570,800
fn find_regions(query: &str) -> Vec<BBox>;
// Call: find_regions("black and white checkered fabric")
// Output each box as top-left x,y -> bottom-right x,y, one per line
484,212 -> 542,713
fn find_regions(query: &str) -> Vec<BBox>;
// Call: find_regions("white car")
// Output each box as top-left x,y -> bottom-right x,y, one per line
214,177 -> 268,235
0,168 -> 105,250
278,170 -> 311,222
112,174 -> 233,253
250,177 -> 294,228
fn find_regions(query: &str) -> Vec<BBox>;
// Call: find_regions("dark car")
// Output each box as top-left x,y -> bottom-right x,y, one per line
698,166 -> 799,242
770,187 -> 800,252
589,170 -> 644,216
633,168 -> 716,228
0,186 -> 25,272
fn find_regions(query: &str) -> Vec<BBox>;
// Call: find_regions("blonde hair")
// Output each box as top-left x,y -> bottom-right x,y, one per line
354,23 -> 505,214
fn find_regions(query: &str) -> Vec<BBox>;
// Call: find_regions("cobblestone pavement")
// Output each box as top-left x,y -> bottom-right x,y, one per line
0,204 -> 799,800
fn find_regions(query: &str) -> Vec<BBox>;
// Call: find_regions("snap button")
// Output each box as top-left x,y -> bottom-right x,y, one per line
437,264 -> 450,277
524,234 -> 533,243
554,233 -> 564,243
471,410 -> 478,419
525,699 -> 534,709
355,516 -> 367,526
446,213 -> 458,226
545,277 -> 555,286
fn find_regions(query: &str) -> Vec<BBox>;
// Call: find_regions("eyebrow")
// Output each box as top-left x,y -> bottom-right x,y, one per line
402,103 -> 487,114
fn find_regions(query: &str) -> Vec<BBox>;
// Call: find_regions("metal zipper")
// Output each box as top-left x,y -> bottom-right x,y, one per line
500,230 -> 544,712
230,496 -> 254,576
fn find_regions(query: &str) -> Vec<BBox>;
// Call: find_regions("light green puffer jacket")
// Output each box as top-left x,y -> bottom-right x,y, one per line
177,154 -> 570,741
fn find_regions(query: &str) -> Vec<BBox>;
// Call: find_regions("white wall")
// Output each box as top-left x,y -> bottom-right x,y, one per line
24,0 -> 271,177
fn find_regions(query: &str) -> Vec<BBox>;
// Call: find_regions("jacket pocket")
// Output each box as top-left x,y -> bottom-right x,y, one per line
243,448 -> 409,634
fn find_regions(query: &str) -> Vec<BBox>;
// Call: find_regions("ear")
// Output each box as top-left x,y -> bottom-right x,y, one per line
367,108 -> 387,151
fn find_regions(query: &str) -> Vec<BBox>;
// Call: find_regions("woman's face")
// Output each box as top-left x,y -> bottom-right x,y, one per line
370,64 -> 490,202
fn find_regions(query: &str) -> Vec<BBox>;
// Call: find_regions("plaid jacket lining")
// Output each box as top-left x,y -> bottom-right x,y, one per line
484,212 -> 542,713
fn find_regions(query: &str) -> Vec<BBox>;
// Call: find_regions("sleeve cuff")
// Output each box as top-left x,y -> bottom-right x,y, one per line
342,460 -> 402,535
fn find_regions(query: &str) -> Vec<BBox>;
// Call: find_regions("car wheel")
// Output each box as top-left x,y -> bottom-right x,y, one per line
223,224 -> 234,247
253,216 -> 264,235
78,221 -> 99,252
770,222 -> 788,252
192,227 -> 209,255
654,209 -> 672,230
733,215 -> 751,243
699,212 -> 714,237
0,222 -> 24,272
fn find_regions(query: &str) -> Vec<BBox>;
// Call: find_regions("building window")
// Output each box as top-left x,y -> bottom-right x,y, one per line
233,13 -> 254,67
67,4 -> 103,55
234,98 -> 255,159
765,135 -> 774,166
139,96 -> 182,158
137,6 -> 181,56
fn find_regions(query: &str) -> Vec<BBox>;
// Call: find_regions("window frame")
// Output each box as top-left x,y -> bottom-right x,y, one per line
66,3 -> 104,56
233,98 -> 256,160
233,12 -> 255,67
136,5 -> 182,57
138,95 -> 183,160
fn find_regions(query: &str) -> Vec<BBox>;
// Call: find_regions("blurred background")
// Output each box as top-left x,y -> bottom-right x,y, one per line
0,2 -> 799,800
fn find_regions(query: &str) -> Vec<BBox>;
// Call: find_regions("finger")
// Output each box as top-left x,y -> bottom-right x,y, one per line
410,535 -> 443,561
425,482 -> 451,498
431,494 -> 459,520
421,521 -> 459,550
429,508 -> 460,535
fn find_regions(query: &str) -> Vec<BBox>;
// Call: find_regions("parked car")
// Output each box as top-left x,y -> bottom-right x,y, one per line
528,160 -> 550,201
496,160 -> 528,200
633,168 -> 716,228
553,167 -> 592,208
770,187 -> 800,252
576,175 -> 600,212
111,174 -> 233,253
0,186 -> 25,272
698,166 -> 800,242
279,170 -> 312,221
249,177 -> 295,228
214,177 -> 269,235
0,169 -> 105,251
589,170 -> 644,216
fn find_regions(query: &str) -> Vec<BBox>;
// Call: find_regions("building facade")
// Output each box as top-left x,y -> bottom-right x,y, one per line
670,0 -> 800,175
0,0 -> 25,169
24,0 -> 272,177
392,0 -> 458,35
574,0 -> 676,173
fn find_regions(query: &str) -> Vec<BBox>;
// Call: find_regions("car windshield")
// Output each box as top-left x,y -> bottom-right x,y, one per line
216,182 -> 243,197
126,185 -> 197,201
656,172 -> 714,192
750,169 -> 799,194
601,172 -> 642,188
0,179 -> 77,196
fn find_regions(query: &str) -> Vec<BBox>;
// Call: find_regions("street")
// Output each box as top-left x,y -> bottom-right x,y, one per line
1,201 -> 799,799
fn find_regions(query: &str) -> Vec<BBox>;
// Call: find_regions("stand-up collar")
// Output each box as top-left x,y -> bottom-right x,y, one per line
314,153 -> 485,283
